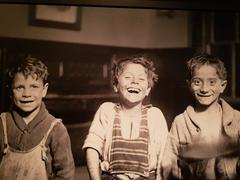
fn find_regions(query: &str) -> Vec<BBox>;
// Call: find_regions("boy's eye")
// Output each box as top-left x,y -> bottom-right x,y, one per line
209,79 -> 217,85
123,75 -> 132,79
138,78 -> 146,82
14,86 -> 23,91
31,85 -> 39,89
192,79 -> 201,85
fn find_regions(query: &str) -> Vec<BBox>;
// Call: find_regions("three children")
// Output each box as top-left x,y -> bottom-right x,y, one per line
83,54 -> 169,179
0,56 -> 75,179
2,52 -> 238,180
162,53 -> 240,179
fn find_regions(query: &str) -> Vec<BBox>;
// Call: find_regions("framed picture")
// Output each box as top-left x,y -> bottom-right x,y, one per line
28,5 -> 81,30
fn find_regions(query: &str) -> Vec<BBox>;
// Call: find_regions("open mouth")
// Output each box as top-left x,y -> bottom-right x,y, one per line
197,94 -> 212,97
127,87 -> 141,94
20,100 -> 34,104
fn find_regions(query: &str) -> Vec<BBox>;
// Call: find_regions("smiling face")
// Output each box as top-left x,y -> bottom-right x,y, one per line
12,72 -> 48,114
189,65 -> 227,107
114,63 -> 151,108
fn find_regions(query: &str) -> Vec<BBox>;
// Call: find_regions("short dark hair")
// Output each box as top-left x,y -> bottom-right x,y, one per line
111,54 -> 158,88
186,53 -> 227,81
7,55 -> 49,86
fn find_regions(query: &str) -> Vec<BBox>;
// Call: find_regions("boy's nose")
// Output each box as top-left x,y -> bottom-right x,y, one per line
200,83 -> 209,93
131,77 -> 139,84
22,88 -> 31,97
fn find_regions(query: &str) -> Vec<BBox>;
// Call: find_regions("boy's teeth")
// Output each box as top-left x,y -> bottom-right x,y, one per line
128,88 -> 140,93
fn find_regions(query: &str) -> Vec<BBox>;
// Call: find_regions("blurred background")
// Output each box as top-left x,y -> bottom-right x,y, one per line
0,2 -> 239,179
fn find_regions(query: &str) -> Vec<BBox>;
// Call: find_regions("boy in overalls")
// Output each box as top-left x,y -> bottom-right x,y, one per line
162,53 -> 240,179
83,54 -> 169,180
0,55 -> 75,179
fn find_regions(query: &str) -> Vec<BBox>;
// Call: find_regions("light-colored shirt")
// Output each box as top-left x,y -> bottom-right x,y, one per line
82,102 -> 168,179
162,98 -> 240,179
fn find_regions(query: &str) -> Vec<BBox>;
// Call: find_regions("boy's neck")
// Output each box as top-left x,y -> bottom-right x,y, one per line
195,100 -> 221,114
23,107 -> 40,125
120,102 -> 142,116
14,105 -> 41,125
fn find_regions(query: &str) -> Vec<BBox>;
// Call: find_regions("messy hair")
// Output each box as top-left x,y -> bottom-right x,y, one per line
186,53 -> 227,81
112,54 -> 158,88
7,55 -> 49,85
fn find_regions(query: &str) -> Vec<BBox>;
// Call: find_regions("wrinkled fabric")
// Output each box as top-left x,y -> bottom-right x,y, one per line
162,98 -> 240,180
83,102 -> 169,179
0,115 -> 59,180
0,103 -> 75,180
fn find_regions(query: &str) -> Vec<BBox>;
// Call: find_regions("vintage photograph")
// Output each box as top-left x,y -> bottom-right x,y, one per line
0,1 -> 239,179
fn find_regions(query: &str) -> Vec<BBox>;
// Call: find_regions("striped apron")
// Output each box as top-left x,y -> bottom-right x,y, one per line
107,105 -> 154,179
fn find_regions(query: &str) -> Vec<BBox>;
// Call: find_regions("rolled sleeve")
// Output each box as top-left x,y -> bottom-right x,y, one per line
82,133 -> 104,156
82,102 -> 115,157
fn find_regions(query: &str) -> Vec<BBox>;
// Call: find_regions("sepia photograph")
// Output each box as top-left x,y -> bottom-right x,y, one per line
0,1 -> 239,179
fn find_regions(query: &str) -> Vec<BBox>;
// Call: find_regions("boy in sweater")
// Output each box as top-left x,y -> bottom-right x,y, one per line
0,55 -> 75,179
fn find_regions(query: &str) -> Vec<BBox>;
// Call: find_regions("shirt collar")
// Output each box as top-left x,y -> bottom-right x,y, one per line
185,98 -> 235,128
12,102 -> 48,133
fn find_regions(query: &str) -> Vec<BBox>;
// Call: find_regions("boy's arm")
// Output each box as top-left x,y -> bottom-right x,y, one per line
0,116 -> 4,162
161,120 -> 181,179
82,103 -> 113,158
86,148 -> 101,180
155,112 -> 169,180
50,123 -> 75,180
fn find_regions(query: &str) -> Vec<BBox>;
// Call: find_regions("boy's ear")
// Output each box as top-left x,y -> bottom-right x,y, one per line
145,87 -> 151,96
220,80 -> 227,93
42,83 -> 49,98
113,85 -> 118,93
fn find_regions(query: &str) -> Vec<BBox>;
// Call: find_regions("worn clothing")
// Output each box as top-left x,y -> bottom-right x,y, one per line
0,103 -> 75,180
162,98 -> 240,179
83,102 -> 168,179
0,114 -> 59,180
109,105 -> 149,177
101,171 -> 157,180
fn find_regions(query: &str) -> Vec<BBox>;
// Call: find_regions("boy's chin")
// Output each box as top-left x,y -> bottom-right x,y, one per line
195,99 -> 219,109
14,106 -> 38,117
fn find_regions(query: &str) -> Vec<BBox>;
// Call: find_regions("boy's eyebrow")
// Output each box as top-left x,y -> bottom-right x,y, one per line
191,77 -> 220,81
13,84 -> 24,87
208,77 -> 218,79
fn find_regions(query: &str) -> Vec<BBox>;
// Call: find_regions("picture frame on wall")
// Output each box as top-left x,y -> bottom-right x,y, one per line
28,5 -> 81,31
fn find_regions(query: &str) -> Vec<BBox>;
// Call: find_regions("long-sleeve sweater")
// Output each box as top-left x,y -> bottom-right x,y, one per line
0,103 -> 75,180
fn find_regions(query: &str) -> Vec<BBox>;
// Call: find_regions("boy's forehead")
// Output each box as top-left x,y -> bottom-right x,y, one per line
122,63 -> 147,71
192,64 -> 219,77
13,72 -> 43,82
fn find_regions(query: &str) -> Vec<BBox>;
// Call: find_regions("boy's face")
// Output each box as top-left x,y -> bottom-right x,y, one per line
12,72 -> 48,113
114,63 -> 151,107
189,65 -> 227,107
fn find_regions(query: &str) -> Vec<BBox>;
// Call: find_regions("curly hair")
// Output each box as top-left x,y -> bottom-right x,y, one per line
7,55 -> 49,86
112,54 -> 158,88
186,53 -> 227,81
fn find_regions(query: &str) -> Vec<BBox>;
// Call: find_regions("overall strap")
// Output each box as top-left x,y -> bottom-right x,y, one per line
40,118 -> 62,161
41,118 -> 62,146
0,113 -> 9,154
